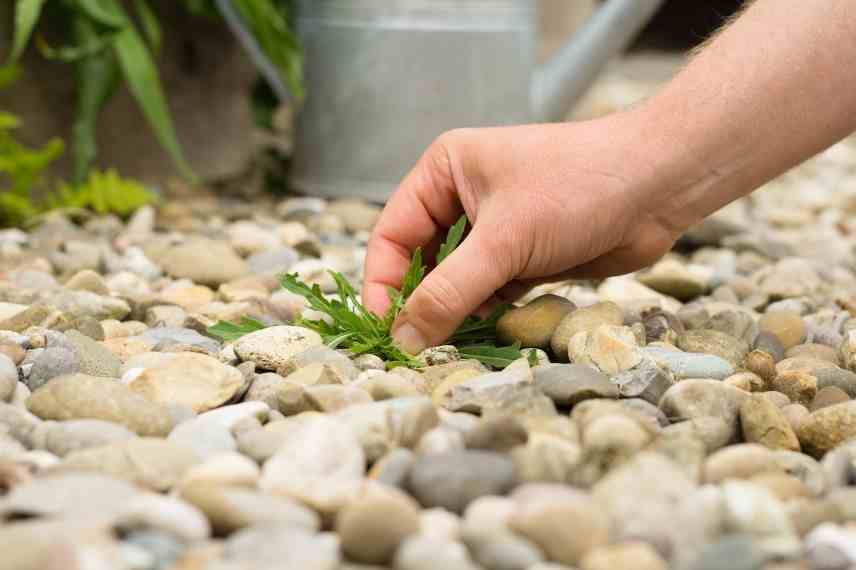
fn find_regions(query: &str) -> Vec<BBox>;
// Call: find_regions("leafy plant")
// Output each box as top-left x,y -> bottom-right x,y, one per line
208,216 -> 532,370
208,316 -> 268,343
7,0 -> 195,183
0,111 -> 64,226
42,168 -> 157,216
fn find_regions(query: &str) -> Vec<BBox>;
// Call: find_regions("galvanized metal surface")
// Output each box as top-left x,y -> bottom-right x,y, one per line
227,0 -> 665,202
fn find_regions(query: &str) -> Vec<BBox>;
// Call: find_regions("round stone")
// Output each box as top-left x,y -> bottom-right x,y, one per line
739,394 -> 800,452
759,311 -> 806,350
233,326 -> 323,371
798,401 -> 856,458
550,302 -> 623,362
336,487 -> 421,564
496,294 -> 576,350
810,386 -> 850,411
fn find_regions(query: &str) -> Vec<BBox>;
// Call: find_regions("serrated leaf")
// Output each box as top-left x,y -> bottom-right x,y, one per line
207,317 -> 268,342
436,215 -> 467,265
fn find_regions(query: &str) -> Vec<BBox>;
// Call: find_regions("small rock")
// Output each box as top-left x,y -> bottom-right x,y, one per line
395,537 -> 479,570
659,379 -> 749,439
40,419 -> 136,457
686,534 -> 766,570
567,324 -> 641,374
496,295 -> 576,350
759,311 -> 806,350
58,437 -> 200,491
65,269 -> 109,295
740,394 -> 801,451
579,542 -> 668,570
771,370 -> 818,406
1,472 -> 139,518
180,483 -> 319,536
754,331 -> 786,362
550,302 -> 623,361
532,364 -> 616,406
125,352 -> 244,413
408,451 -> 517,513
644,346 -> 734,380
781,403 -> 810,433
306,384 -> 373,412
704,444 -> 779,483
26,347 -> 80,391
446,359 -> 533,413
168,416 -> 236,459
744,350 -> 777,387
798,401 -> 856,458
464,415 -> 528,452
677,329 -> 749,366
65,329 -> 121,378
0,355 -> 17,403
160,239 -> 248,286
337,486 -> 422,564
810,386 -> 850,411
234,325 -> 323,371
27,373 -> 173,436
612,359 -> 675,404
721,480 -> 800,558
510,484 -> 609,566
636,258 -> 708,301
223,526 -> 340,569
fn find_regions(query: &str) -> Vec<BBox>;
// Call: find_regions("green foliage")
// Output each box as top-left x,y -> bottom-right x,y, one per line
0,111 -> 64,226
230,0 -> 304,101
208,216 -> 530,370
43,169 -> 158,216
8,0 -> 195,181
208,317 -> 268,343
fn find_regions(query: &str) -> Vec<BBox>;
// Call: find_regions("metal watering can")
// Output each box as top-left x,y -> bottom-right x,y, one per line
219,0 -> 665,202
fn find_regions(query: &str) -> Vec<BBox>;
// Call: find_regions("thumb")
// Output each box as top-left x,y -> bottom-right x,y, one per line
392,227 -> 511,354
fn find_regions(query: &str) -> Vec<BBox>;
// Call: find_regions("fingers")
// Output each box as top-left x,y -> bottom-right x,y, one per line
392,226 -> 511,353
363,134 -> 466,316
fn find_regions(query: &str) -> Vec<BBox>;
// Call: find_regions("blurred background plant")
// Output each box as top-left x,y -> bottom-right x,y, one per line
0,0 -> 303,227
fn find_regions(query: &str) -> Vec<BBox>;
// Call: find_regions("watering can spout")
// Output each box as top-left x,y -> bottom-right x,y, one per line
531,0 -> 665,123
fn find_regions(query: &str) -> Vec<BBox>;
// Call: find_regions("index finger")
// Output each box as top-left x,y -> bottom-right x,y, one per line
362,139 -> 465,315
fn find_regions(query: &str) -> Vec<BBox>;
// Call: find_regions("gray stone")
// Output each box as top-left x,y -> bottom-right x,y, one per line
137,327 -> 220,353
247,247 -> 300,275
168,417 -> 236,460
0,472 -> 139,518
659,379 -> 749,441
686,535 -> 766,570
65,329 -> 120,378
51,290 -> 131,321
26,347 -> 80,391
159,239 -> 248,286
612,358 -> 675,404
447,359 -> 534,413
532,364 -> 616,406
643,347 -> 734,380
27,374 -> 173,436
223,526 -> 340,569
408,451 -> 517,513
41,419 -> 136,457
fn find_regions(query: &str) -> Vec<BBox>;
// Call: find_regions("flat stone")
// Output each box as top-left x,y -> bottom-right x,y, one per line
771,370 -> 817,406
27,374 -> 173,436
704,444 -> 779,484
26,347 -> 80,391
180,483 -> 319,536
159,239 -> 248,286
447,359 -> 533,413
407,451 -> 517,513
65,329 -> 120,378
644,347 -> 734,380
234,325 -> 323,371
223,526 -> 340,569
0,472 -> 139,518
58,437 -> 200,491
567,325 -> 641,374
124,352 -> 244,413
659,379 -> 749,440
40,419 -> 136,457
533,364 -> 616,406
168,416 -> 236,459
677,329 -> 749,366
611,358 -> 675,405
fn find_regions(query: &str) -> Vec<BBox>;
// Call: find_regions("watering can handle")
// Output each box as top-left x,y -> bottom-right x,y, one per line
532,0 -> 666,123
214,0 -> 292,104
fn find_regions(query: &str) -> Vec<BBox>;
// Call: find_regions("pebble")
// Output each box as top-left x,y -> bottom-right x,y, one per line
233,325 -> 323,371
740,394 -> 801,451
395,537 -> 479,570
446,359 -> 534,413
496,294 -> 576,350
550,301 -> 623,361
180,483 -> 319,536
337,486 -> 422,564
644,346 -> 735,380
532,364 -> 616,406
40,418 -> 136,457
407,450 -> 517,513
0,355 -> 17,402
65,329 -> 121,377
798,401 -> 856,457
771,370 -> 818,406
759,311 -> 806,350
159,239 -> 248,286
567,324 -> 641,374
579,542 -> 668,570
509,484 -> 609,565
677,329 -> 750,366
810,386 -> 850,411
27,373 -> 173,436
26,347 -> 80,391
704,444 -> 780,483
222,526 -> 340,569
125,352 -> 244,413
58,437 -> 200,491
659,379 -> 749,439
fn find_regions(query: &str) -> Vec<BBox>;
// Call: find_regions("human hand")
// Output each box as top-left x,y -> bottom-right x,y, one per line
362,111 -> 687,354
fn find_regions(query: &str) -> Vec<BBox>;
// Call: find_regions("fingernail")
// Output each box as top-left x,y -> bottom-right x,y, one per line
393,322 -> 427,355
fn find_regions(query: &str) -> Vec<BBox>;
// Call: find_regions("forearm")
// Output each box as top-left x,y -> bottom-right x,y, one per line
633,0 -> 856,232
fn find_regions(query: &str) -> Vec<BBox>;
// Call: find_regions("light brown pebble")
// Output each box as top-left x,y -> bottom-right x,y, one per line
771,371 -> 817,407
788,498 -> 843,536
0,344 -> 24,366
809,386 -> 850,412
724,375 -> 753,392
781,404 -> 810,433
550,302 -> 623,362
759,311 -> 805,350
786,343 -> 840,365
748,472 -> 811,502
739,394 -> 801,452
797,401 -> 856,457
704,444 -> 780,484
336,487 -> 422,564
579,542 -> 667,570
496,294 -> 576,350
744,350 -> 776,388
761,391 -> 791,408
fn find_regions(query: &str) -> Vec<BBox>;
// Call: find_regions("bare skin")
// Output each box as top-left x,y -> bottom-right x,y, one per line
362,0 -> 856,354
